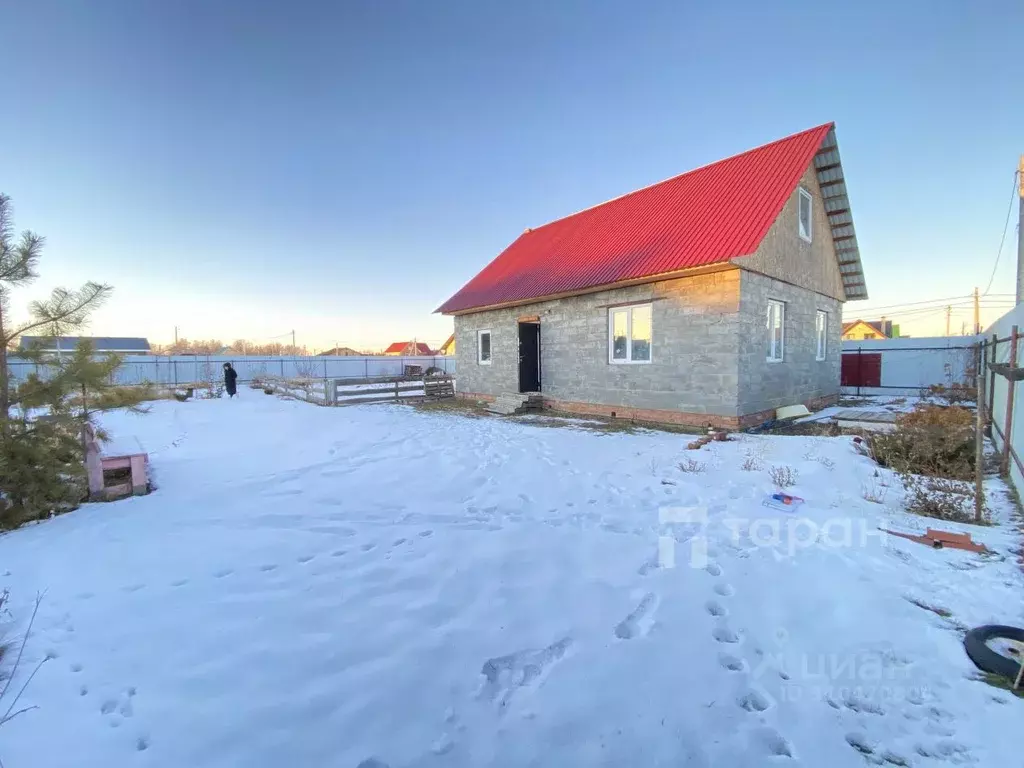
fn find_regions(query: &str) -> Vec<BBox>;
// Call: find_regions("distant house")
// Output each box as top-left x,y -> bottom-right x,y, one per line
841,320 -> 896,341
439,334 -> 456,356
18,336 -> 151,355
384,341 -> 434,356
438,123 -> 868,428
318,346 -> 363,356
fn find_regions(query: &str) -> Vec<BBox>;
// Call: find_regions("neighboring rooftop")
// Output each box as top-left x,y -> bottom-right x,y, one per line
18,336 -> 151,353
318,347 -> 364,356
384,341 -> 434,356
842,320 -> 895,338
438,122 -> 866,314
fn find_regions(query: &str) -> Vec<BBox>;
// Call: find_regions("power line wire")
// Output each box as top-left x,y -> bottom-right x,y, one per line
844,294 -> 973,314
982,169 -> 1021,295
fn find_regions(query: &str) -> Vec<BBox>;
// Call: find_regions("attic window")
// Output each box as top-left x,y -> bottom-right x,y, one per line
798,188 -> 812,243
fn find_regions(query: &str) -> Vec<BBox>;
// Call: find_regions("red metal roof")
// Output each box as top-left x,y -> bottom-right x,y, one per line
438,123 -> 835,314
385,341 -> 433,355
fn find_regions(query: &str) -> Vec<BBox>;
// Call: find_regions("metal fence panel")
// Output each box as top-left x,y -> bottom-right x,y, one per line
7,354 -> 457,387
839,337 -> 977,396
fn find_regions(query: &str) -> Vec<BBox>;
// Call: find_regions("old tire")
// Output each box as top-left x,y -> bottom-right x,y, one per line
963,625 -> 1024,681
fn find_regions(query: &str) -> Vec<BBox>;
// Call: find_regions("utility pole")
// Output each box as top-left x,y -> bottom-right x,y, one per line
973,286 -> 980,335
945,305 -> 952,336
1017,156 -> 1024,304
174,326 -> 178,345
291,330 -> 296,353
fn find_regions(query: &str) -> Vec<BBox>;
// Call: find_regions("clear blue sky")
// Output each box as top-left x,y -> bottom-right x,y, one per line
2,0 -> 1021,349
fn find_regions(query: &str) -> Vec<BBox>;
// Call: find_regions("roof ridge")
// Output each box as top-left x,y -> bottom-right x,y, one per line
523,122 -> 834,235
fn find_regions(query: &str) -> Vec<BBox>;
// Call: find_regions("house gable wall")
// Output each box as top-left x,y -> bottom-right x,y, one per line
733,164 -> 846,301
454,270 -> 743,417
737,271 -> 842,414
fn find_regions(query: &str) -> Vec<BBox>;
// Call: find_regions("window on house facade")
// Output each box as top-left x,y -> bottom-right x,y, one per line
766,300 -> 785,362
798,188 -> 812,243
815,310 -> 827,361
609,303 -> 652,363
477,330 -> 491,364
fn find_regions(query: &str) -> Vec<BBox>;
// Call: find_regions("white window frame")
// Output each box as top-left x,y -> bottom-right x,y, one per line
766,300 -> 785,363
815,310 -> 827,361
608,303 -> 653,365
798,187 -> 813,243
477,329 -> 492,365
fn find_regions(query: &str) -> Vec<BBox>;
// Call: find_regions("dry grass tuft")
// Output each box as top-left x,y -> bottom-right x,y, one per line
769,465 -> 798,488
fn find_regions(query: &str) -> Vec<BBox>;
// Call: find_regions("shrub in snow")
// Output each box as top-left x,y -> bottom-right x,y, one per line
740,454 -> 763,472
901,475 -> 987,523
0,592 -> 47,735
861,476 -> 888,504
868,405 -> 975,481
769,465 -> 798,488
678,458 -> 706,474
920,383 -> 976,407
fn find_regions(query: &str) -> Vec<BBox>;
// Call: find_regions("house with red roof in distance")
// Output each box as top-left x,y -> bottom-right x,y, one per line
383,341 -> 434,356
437,123 -> 868,428
439,334 -> 456,356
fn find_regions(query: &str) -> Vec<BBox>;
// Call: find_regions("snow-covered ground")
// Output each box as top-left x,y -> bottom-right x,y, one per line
1,396 -> 1022,767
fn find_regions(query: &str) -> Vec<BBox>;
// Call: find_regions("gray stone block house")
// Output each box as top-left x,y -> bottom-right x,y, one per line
437,123 -> 867,429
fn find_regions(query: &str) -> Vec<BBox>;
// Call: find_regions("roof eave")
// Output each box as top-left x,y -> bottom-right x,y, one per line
439,263 -> 738,316
814,126 -> 868,301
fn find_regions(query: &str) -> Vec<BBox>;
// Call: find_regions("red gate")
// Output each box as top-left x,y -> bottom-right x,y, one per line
841,352 -> 881,388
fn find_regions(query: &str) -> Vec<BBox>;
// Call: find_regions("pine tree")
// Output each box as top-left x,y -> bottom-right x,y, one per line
0,194 -> 149,528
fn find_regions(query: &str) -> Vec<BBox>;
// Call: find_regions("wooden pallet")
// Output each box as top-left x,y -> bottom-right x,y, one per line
424,376 -> 455,400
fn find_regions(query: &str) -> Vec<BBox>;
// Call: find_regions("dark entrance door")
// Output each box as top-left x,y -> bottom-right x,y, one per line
518,322 -> 541,393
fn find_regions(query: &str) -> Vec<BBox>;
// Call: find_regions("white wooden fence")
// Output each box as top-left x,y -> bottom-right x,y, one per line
264,377 -> 449,406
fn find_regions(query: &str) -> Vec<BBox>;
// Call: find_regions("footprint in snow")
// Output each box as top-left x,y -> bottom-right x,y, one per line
751,726 -> 793,758
614,593 -> 659,640
705,562 -> 722,576
737,688 -> 773,712
170,578 -> 188,587
296,554 -> 315,564
214,568 -> 233,578
718,653 -> 746,672
705,601 -> 728,617
712,625 -> 740,644
713,583 -> 735,597
259,564 -> 278,572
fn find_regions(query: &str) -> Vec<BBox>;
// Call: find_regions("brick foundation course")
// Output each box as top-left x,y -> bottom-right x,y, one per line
459,391 -> 837,430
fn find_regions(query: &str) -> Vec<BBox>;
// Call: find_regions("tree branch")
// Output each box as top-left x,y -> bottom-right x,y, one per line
14,282 -> 111,339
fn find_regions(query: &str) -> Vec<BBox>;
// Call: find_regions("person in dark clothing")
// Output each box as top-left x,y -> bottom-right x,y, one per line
223,362 -> 238,398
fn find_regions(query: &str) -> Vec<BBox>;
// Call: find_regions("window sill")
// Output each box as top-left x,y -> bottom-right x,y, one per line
610,359 -> 652,365
798,233 -> 812,244
478,360 -> 492,366
766,357 -> 784,364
